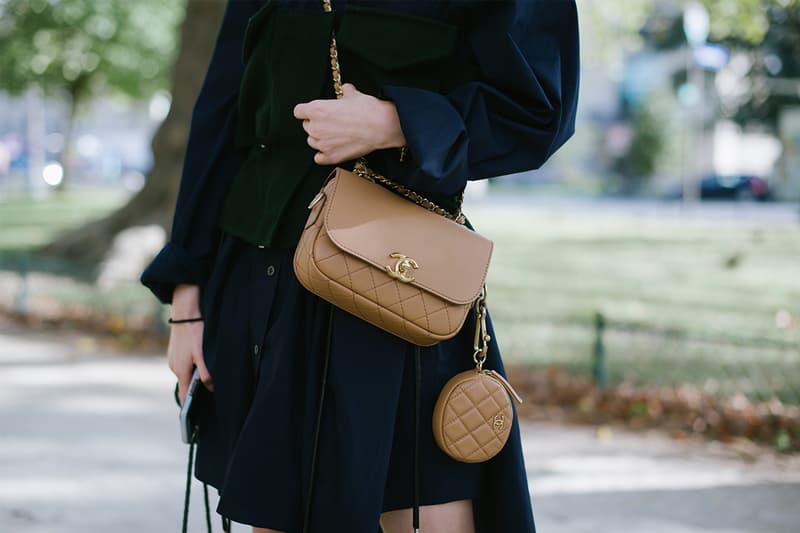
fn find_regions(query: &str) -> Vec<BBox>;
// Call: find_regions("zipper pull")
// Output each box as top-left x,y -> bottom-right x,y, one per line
484,369 -> 523,404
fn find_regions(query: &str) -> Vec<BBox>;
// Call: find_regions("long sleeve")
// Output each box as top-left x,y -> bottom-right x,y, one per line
376,0 -> 580,197
140,0 -> 262,305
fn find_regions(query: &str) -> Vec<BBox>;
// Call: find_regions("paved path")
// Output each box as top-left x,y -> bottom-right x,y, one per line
1,326 -> 799,533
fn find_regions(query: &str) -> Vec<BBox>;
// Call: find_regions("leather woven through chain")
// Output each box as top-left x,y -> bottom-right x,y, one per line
323,0 -> 465,224
353,160 -> 466,224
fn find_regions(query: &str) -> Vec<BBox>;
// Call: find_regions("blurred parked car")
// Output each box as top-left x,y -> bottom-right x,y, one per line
666,175 -> 773,201
700,175 -> 772,201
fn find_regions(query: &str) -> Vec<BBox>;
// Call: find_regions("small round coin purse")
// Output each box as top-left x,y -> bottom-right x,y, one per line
432,368 -> 522,463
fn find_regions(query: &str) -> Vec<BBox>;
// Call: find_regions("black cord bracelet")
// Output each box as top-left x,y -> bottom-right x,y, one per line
168,317 -> 204,324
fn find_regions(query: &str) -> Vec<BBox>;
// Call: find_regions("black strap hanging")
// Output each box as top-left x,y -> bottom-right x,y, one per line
301,304 -> 336,533
181,429 -> 213,533
412,344 -> 422,532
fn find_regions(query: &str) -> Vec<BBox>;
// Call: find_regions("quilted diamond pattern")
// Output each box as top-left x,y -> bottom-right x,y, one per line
293,178 -> 472,346
432,370 -> 514,463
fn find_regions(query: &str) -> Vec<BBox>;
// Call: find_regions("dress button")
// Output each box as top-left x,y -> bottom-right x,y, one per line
266,265 -> 276,276
253,344 -> 260,356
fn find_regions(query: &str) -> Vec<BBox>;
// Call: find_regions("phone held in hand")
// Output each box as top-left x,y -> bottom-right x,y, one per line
180,367 -> 202,444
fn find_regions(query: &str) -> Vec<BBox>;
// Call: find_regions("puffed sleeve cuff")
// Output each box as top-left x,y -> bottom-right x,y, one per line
139,241 -> 216,305
378,85 -> 469,197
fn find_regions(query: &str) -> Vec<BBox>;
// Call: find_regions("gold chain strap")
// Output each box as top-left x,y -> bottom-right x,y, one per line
472,286 -> 490,370
322,0 -> 344,98
352,160 -> 466,224
321,0 -> 465,224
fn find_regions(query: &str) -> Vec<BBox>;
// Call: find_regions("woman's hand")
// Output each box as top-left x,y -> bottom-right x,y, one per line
293,83 -> 407,165
168,283 -> 214,405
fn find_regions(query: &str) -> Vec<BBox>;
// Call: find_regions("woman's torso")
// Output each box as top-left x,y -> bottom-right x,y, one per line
218,0 -> 484,248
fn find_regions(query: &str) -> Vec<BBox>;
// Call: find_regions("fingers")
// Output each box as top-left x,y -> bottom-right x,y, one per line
306,135 -> 322,151
294,86 -> 367,165
192,334 -> 214,393
314,151 -> 331,165
293,102 -> 311,120
294,85 -> 358,119
176,369 -> 191,406
305,135 -> 340,164
194,355 -> 214,393
306,136 -> 330,164
311,144 -> 365,166
168,340 -> 193,406
294,99 -> 328,120
313,150 -> 360,166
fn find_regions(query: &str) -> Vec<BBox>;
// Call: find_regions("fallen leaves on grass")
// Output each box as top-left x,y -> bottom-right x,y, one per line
507,365 -> 800,452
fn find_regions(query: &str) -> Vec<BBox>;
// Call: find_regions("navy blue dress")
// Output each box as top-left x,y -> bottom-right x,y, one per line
141,1 -> 579,531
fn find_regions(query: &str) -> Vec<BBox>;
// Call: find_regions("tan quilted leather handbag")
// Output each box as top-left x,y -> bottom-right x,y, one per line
293,162 -> 492,346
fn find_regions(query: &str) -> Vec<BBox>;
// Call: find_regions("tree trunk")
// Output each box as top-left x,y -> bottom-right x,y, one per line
56,90 -> 79,192
37,0 -> 226,264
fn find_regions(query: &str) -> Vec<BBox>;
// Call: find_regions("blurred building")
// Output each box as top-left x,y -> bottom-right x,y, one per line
0,91 -> 160,196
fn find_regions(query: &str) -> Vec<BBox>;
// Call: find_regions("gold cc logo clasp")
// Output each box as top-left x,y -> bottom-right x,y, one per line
385,253 -> 419,283
493,414 -> 505,432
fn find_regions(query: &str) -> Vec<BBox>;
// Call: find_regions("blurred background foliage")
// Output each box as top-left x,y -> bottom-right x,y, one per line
0,0 -> 181,97
585,0 -> 800,126
0,0 -> 183,189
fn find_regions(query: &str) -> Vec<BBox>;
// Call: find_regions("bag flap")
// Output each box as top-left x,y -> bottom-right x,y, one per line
323,168 -> 492,305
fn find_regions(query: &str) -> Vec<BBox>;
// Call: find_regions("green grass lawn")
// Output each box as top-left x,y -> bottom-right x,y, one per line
1,190 -> 799,403
467,202 -> 800,403
0,188 -> 129,252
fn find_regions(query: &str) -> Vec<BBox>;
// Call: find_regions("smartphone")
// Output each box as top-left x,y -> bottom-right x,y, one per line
179,368 -> 202,444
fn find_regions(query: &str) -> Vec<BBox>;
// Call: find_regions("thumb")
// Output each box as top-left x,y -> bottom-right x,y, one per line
192,326 -> 214,392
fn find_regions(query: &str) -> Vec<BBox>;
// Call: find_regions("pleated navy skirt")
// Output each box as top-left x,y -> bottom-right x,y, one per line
192,231 -> 536,533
